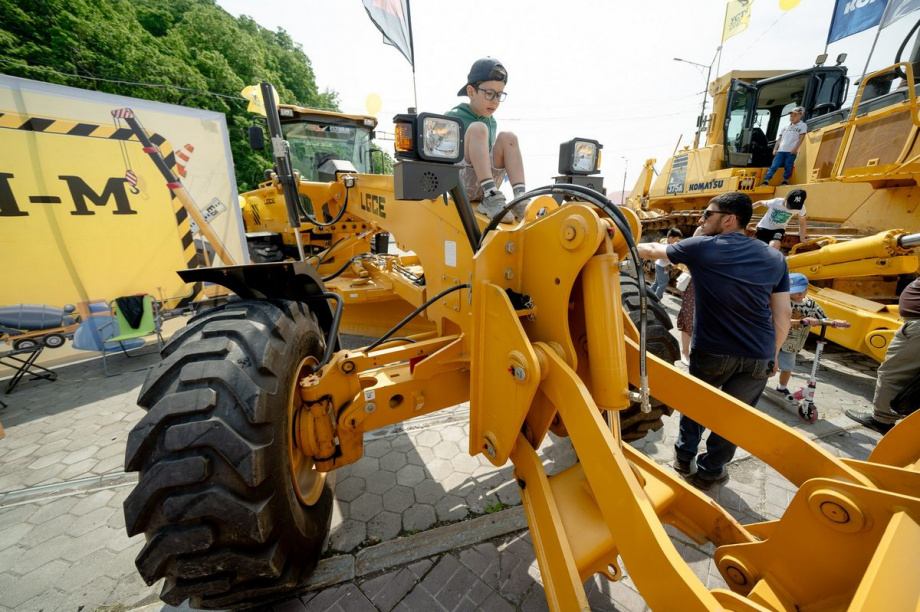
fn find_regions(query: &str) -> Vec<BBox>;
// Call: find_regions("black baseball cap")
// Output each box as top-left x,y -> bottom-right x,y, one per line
787,189 -> 807,209
457,58 -> 508,96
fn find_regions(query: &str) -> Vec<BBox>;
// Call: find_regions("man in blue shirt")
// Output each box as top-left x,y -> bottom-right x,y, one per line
637,192 -> 791,489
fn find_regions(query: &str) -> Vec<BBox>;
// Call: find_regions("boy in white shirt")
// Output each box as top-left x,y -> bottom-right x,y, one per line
753,189 -> 807,249
761,106 -> 807,186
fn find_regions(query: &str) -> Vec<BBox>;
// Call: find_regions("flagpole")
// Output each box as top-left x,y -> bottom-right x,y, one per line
859,28 -> 884,86
406,0 -> 418,109
859,1 -> 895,87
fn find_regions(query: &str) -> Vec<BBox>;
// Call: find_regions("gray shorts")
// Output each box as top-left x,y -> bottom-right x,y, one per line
777,350 -> 795,372
459,162 -> 506,202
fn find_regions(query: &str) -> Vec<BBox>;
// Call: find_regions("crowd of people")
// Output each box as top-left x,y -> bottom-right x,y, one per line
449,56 -> 917,490
637,190 -> 918,489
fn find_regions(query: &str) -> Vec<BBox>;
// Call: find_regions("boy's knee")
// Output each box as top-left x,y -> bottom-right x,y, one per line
496,131 -> 519,147
467,122 -> 489,139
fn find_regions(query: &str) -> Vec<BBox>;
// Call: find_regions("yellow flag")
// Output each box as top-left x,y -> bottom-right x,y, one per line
722,0 -> 754,42
240,84 -> 279,117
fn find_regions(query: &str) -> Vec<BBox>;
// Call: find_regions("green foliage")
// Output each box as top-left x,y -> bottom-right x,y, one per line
484,501 -> 504,514
370,145 -> 395,175
0,0 -> 341,190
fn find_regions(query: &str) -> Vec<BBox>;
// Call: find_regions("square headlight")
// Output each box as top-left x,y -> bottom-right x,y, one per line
420,115 -> 462,162
559,138 -> 603,175
393,111 -> 464,164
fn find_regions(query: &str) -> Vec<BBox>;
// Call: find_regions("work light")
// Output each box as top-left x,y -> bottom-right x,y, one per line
393,112 -> 463,163
559,138 -> 603,175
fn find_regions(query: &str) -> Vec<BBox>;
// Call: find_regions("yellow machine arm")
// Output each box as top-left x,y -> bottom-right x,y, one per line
298,192 -> 920,611
787,230 -> 920,361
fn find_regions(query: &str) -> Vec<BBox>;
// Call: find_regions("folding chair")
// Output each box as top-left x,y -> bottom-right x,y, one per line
101,294 -> 164,375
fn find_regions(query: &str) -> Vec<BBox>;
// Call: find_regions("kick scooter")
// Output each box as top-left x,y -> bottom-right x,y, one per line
764,318 -> 850,422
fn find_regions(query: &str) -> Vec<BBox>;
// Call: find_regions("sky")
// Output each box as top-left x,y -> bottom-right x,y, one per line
215,0 -> 919,197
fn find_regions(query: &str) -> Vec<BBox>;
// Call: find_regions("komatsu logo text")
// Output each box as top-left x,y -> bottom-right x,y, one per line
688,179 -> 725,192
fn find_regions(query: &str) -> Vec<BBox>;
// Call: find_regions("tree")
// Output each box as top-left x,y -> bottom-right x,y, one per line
0,0 -> 340,190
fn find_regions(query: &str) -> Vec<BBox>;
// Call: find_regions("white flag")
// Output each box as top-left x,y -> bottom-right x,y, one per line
881,0 -> 920,27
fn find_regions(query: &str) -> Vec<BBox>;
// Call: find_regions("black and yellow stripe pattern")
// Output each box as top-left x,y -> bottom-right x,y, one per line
0,111 -> 204,308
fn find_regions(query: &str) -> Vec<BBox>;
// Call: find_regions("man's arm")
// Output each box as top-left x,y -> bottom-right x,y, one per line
636,242 -> 670,262
798,215 -> 807,241
770,291 -> 792,374
791,133 -> 805,154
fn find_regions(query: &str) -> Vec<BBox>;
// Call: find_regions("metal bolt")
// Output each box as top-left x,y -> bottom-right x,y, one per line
365,402 -> 376,413
505,241 -> 516,254
505,268 -> 515,280
483,441 -> 496,458
563,226 -> 576,241
511,365 -> 526,381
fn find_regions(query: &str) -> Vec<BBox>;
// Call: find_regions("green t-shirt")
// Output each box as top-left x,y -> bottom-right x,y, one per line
445,103 -> 497,151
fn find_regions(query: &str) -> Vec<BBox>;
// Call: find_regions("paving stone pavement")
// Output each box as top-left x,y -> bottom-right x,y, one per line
0,294 -> 887,612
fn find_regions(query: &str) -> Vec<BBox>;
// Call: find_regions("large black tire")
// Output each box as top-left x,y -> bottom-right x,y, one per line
123,299 -> 333,610
247,242 -> 285,264
618,276 -> 682,441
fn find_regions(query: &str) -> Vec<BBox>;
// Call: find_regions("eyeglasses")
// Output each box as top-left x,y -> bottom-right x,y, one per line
701,209 -> 732,220
475,87 -> 507,102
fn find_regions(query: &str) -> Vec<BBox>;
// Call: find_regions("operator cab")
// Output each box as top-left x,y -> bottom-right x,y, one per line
276,107 -> 379,180
723,60 -> 849,168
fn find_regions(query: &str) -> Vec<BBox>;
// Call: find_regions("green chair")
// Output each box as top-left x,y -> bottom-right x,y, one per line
101,294 -> 164,375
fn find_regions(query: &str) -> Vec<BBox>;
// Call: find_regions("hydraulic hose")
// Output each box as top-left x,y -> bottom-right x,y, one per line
894,17 -> 920,79
307,236 -> 347,267
475,184 -> 652,413
313,292 -> 343,370
321,254 -> 374,282
366,284 -> 471,352
302,179 -> 352,229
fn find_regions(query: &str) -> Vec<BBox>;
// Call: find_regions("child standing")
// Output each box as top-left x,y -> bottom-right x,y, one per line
774,273 -> 846,400
649,228 -> 683,299
762,106 -> 807,186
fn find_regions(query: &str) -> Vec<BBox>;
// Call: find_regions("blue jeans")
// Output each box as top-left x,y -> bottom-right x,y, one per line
675,350 -> 773,481
650,264 -> 669,300
764,151 -> 797,182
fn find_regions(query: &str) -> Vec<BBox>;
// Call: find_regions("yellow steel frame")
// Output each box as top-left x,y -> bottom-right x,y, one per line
295,188 -> 920,610
831,63 -> 920,182
787,229 -> 919,361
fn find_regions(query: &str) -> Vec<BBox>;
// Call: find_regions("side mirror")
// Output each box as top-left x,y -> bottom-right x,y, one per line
248,126 -> 265,151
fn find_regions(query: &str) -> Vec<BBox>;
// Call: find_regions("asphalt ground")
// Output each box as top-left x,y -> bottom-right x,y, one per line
0,293 -> 885,611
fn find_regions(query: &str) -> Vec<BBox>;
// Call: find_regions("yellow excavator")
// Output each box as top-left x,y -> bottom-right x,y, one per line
628,26 -> 920,361
122,84 -> 920,611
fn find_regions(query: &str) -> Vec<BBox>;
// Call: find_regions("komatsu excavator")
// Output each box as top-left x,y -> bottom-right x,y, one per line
628,22 -> 920,361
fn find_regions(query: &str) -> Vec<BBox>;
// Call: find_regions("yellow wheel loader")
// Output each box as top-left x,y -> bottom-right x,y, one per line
123,85 -> 920,610
629,25 -> 920,361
